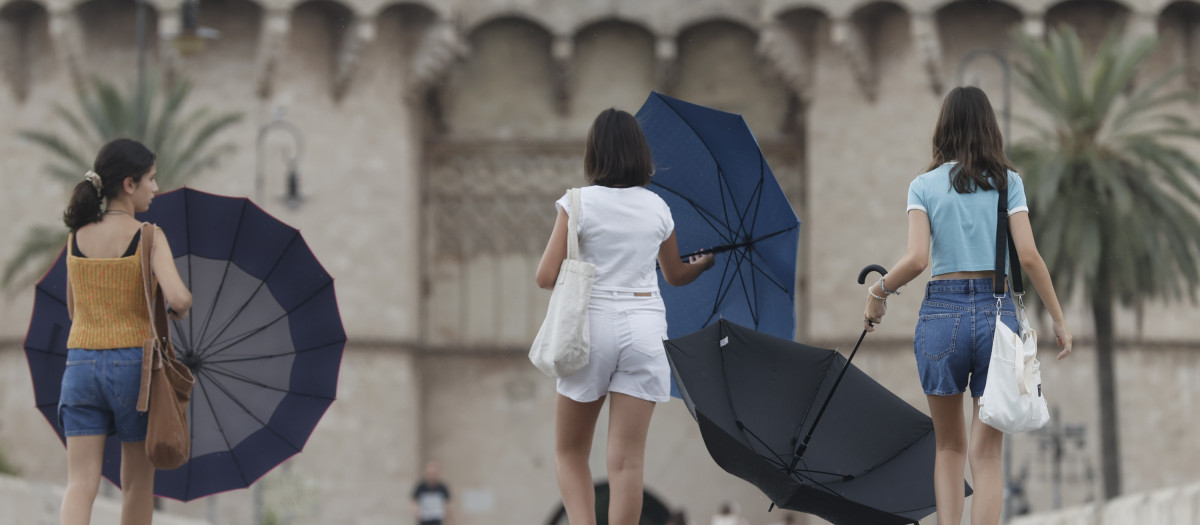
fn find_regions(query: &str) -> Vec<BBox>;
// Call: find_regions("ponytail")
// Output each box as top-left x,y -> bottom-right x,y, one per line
62,139 -> 157,231
63,180 -> 104,230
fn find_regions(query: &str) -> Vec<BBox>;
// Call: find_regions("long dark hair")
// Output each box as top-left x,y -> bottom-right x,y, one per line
63,139 -> 156,231
928,86 -> 1014,193
584,108 -> 655,188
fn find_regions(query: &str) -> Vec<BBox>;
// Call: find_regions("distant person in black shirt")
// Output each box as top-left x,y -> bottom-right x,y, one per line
411,460 -> 451,525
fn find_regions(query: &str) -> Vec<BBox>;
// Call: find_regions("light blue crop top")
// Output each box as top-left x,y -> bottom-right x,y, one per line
906,162 -> 1029,277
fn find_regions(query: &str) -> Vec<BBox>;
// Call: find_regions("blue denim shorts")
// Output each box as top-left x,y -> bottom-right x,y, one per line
914,278 -> 1019,397
58,347 -> 149,442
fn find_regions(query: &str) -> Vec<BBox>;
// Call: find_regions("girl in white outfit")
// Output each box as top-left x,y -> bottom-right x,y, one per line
537,109 -> 714,525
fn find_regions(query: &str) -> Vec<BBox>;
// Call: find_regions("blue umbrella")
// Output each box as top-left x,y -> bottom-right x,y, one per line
636,92 -> 801,341
24,187 -> 345,501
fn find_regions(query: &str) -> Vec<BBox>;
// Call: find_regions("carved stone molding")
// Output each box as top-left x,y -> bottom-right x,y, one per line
551,34 -> 571,115
654,35 -> 677,93
831,17 -> 874,101
911,12 -> 943,96
1125,12 -> 1157,42
0,13 -> 28,101
425,141 -> 581,257
1125,13 -> 1159,91
332,16 -> 374,101
758,21 -> 814,105
1023,14 -> 1045,40
1188,19 -> 1200,89
406,19 -> 464,101
48,9 -> 86,89
254,9 -> 290,99
157,7 -> 182,86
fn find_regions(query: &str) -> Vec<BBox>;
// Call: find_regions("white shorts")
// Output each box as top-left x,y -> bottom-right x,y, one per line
556,290 -> 671,403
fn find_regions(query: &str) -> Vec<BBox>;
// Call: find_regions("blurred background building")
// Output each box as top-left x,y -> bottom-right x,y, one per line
1,0 -> 1198,523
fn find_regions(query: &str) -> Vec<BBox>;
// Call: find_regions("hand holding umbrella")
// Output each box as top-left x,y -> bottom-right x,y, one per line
636,92 -> 801,342
664,264 -> 972,524
25,188 -> 346,501
861,264 -> 888,331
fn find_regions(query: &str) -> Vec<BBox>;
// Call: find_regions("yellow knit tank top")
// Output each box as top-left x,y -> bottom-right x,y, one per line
66,232 -> 154,349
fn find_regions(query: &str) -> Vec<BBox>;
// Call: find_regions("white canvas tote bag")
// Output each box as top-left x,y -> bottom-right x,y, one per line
529,188 -> 595,378
978,293 -> 1050,433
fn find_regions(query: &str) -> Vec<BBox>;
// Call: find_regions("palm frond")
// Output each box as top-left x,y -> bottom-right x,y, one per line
3,71 -> 244,290
1014,26 -> 1200,307
18,131 -> 91,170
52,102 -> 98,145
172,113 -> 243,175
1,227 -> 67,289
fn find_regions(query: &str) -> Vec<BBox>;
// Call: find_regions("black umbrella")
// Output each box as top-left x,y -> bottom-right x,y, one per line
665,268 -> 970,524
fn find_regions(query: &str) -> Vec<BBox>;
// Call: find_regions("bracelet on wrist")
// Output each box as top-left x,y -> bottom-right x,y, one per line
878,277 -> 900,296
867,288 -> 887,301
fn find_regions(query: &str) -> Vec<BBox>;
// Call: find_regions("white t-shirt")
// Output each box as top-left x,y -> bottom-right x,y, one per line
555,185 -> 674,291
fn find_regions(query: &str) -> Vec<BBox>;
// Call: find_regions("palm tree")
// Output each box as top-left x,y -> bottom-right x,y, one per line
1010,27 -> 1200,500
2,75 -> 242,289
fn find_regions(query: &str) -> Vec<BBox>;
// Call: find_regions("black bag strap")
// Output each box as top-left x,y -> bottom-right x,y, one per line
995,180 -> 1024,296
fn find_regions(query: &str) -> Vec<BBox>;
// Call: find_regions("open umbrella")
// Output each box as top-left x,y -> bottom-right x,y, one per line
636,92 -> 800,342
664,315 -> 970,524
24,187 -> 345,501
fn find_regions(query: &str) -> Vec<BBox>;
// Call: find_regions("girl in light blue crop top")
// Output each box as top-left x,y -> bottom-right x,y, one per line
860,87 -> 1074,525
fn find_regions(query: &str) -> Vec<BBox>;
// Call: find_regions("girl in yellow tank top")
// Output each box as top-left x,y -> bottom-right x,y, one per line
59,139 -> 192,525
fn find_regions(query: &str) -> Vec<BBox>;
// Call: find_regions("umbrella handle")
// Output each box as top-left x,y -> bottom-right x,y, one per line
857,264 -> 888,284
679,246 -> 723,261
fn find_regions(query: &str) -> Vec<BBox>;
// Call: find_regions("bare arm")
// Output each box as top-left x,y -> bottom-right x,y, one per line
1009,211 -> 1073,359
535,209 -> 569,290
151,228 -> 192,319
657,231 -> 714,286
864,210 -> 931,331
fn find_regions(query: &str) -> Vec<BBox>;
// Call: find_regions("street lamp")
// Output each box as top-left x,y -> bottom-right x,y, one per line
135,0 -> 148,134
172,0 -> 220,56
256,118 -> 306,209
1034,406 -> 1089,510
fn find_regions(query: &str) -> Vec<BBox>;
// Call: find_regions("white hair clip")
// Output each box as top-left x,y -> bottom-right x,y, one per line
83,170 -> 102,196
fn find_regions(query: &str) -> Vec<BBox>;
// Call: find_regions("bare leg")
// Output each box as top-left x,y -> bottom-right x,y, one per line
556,394 -> 606,525
120,441 -> 156,525
969,399 -> 1004,525
606,393 -> 655,525
62,435 -> 107,525
927,394 -> 967,525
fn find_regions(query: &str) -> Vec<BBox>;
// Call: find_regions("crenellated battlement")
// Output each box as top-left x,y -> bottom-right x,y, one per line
2,0 -> 1198,106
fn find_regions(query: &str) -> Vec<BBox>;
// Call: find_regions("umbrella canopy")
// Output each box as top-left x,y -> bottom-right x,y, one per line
636,92 -> 800,342
24,187 -> 345,501
665,320 -> 967,524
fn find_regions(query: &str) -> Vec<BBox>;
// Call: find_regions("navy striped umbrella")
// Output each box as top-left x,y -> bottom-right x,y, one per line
636,92 -> 801,398
24,187 -> 345,501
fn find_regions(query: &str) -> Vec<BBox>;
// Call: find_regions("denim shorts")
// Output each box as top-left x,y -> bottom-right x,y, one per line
914,278 -> 1019,397
58,347 -> 149,441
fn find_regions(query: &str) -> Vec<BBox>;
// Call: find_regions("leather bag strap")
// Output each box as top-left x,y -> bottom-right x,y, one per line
66,234 -> 75,321
136,222 -> 165,412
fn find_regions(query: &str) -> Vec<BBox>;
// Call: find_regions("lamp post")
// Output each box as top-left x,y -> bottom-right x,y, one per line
957,47 -> 1015,522
1034,406 -> 1089,510
135,0 -> 148,135
256,118 -> 306,208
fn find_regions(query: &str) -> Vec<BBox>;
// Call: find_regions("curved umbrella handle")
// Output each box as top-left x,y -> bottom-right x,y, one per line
857,264 -> 889,284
